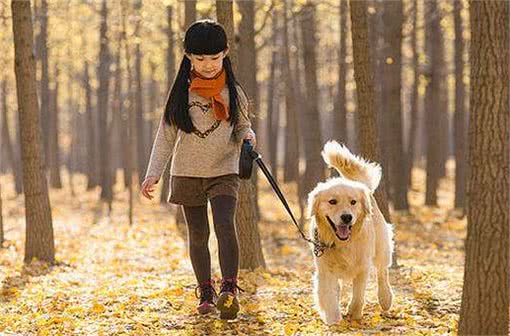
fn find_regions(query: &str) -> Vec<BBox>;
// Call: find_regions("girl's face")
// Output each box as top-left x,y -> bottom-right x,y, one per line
187,50 -> 228,79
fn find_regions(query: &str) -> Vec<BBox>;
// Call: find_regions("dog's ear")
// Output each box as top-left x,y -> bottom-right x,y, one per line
353,189 -> 372,230
306,186 -> 322,219
361,188 -> 373,217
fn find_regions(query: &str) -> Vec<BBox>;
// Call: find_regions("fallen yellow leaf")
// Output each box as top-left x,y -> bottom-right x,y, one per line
284,322 -> 299,335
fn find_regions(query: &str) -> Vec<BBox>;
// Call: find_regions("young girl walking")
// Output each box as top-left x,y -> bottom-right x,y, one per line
141,20 -> 256,320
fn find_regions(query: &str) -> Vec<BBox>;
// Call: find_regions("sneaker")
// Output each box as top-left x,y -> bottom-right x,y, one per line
216,277 -> 244,320
195,280 -> 217,314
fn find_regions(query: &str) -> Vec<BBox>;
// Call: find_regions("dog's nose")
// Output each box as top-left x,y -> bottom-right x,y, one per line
341,214 -> 352,224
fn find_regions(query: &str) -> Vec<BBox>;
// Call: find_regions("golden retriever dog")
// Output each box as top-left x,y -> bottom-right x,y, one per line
307,141 -> 393,325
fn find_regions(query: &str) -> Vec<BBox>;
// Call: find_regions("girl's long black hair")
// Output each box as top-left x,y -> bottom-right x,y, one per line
164,19 -> 246,132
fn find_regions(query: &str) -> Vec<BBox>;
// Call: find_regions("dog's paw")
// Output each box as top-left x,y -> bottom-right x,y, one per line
346,306 -> 363,321
346,313 -> 364,322
321,310 -> 341,325
323,315 -> 341,326
378,286 -> 393,311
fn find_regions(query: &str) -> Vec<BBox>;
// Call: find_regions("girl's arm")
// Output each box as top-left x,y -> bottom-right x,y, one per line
233,88 -> 256,142
145,115 -> 178,183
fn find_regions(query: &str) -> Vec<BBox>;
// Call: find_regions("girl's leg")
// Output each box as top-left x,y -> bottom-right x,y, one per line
182,204 -> 211,283
210,195 -> 241,319
210,195 -> 239,279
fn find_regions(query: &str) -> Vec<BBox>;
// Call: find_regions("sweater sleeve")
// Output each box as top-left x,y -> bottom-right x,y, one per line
145,115 -> 178,182
233,88 -> 255,142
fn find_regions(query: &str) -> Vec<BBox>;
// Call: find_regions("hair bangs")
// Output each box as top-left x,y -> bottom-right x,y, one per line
184,20 -> 227,55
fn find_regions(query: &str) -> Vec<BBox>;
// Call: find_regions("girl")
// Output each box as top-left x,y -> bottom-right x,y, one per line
141,20 -> 256,320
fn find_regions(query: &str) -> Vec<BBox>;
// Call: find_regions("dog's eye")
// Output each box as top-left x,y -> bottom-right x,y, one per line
328,199 -> 337,205
350,200 -> 357,205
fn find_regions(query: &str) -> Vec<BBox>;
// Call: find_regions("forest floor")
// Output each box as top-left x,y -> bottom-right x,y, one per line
0,166 -> 465,335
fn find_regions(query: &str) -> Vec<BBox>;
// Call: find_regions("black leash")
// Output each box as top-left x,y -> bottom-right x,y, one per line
246,146 -> 334,257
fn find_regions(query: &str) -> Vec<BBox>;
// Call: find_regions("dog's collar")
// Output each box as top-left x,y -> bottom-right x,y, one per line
313,227 -> 335,257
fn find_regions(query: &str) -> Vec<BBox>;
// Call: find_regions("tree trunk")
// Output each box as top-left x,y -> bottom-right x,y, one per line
292,6 -> 309,225
111,36 -> 123,191
166,5 -> 176,93
84,61 -> 97,189
121,0 -> 135,225
216,1 -> 236,69
0,182 -> 3,246
121,81 -> 129,189
368,0 -> 382,142
0,81 -> 9,173
438,45 -> 449,180
218,0 -> 265,270
406,0 -> 419,188
265,14 -> 279,181
65,53 -> 74,177
1,80 -> 23,193
235,180 -> 266,269
49,63 -> 62,188
382,0 -> 408,210
160,5 -> 175,205
424,1 -> 442,206
147,62 -> 157,160
98,0 -> 112,202
282,0 -> 299,183
334,0 -> 348,144
349,0 -> 391,223
134,0 -> 145,186
11,0 -> 55,264
270,80 -> 281,181
78,110 -> 86,175
68,79 -> 78,198
39,0 -> 50,168
299,3 -> 325,196
453,0 -> 467,210
458,1 -> 509,334
369,0 -> 391,202
184,0 -> 197,29
237,0 -> 260,220
113,18 -> 127,188
14,92 -> 23,194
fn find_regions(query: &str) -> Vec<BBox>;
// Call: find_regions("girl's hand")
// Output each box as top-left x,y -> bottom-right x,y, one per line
243,131 -> 257,147
141,176 -> 159,200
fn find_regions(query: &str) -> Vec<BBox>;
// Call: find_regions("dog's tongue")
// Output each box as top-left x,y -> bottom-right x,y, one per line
336,225 -> 350,240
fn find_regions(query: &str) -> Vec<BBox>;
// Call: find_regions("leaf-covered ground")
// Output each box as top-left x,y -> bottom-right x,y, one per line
0,168 -> 465,335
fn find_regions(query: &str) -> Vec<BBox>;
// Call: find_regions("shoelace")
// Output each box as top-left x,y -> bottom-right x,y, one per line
220,279 -> 245,295
195,282 -> 217,304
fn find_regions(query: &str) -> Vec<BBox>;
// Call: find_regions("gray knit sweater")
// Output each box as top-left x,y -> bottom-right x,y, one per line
145,85 -> 254,182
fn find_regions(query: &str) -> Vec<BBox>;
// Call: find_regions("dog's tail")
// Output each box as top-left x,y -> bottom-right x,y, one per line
321,140 -> 382,192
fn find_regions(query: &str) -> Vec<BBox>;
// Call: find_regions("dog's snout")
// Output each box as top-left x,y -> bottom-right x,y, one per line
341,214 -> 353,224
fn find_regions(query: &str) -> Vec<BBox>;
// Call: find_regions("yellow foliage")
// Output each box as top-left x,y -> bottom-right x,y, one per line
90,302 -> 106,314
224,295 -> 234,308
0,166 -> 465,334
284,322 -> 299,335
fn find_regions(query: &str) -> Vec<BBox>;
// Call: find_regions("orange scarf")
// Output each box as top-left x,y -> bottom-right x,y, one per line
190,68 -> 229,120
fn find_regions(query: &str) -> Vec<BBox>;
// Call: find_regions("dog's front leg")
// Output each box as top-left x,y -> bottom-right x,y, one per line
347,270 -> 368,320
314,268 -> 341,325
377,268 -> 393,311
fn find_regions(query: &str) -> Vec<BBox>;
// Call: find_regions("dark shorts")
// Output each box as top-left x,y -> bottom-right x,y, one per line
168,174 -> 241,206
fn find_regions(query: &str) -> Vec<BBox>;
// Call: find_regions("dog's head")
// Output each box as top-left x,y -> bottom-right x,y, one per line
307,178 -> 372,243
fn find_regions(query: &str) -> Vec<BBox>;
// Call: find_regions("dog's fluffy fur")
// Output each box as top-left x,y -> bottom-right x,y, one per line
308,141 -> 394,325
